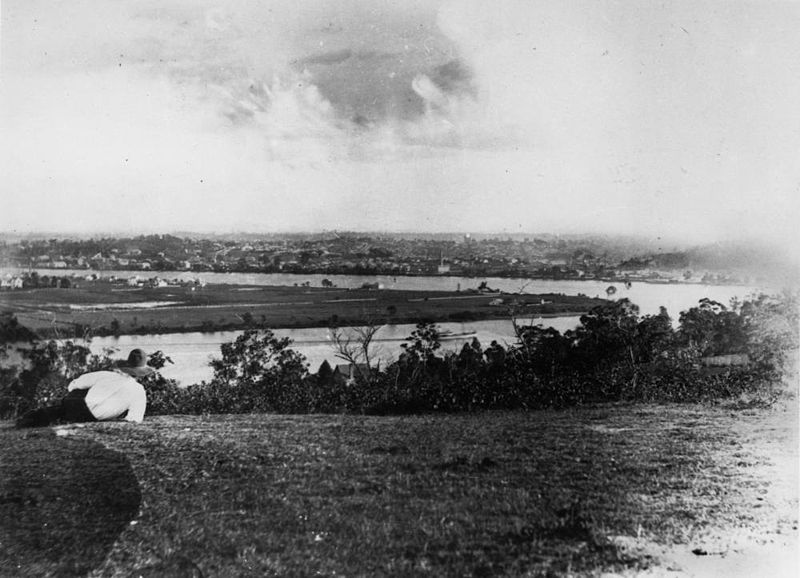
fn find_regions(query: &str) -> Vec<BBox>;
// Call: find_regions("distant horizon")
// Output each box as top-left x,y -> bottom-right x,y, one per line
3,229 -> 798,285
1,228 -> 794,259
0,227 -> 746,247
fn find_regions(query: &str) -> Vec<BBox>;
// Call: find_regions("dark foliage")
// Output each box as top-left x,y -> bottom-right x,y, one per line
139,351 -> 186,416
322,292 -> 796,414
0,312 -> 39,342
2,293 -> 795,418
178,329 -> 310,414
0,332 -> 178,419
0,340 -> 111,418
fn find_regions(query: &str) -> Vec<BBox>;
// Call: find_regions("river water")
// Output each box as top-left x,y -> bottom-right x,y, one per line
88,317 -> 583,386
34,270 -> 759,386
9,267 -> 762,317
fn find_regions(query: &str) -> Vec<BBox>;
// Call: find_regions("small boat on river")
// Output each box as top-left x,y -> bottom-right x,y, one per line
439,329 -> 477,340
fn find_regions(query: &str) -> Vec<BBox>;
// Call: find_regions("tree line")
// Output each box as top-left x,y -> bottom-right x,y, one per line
1,292 -> 797,419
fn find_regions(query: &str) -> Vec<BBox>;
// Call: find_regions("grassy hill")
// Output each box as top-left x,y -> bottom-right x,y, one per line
1,403 -> 797,577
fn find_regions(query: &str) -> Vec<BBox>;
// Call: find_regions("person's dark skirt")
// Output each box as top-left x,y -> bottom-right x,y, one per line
15,389 -> 97,428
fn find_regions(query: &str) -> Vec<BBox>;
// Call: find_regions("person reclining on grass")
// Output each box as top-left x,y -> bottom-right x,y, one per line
16,349 -> 154,428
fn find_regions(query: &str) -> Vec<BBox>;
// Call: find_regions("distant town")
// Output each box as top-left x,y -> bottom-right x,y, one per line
0,232 -> 787,288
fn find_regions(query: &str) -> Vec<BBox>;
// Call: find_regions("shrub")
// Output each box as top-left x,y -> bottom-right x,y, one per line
140,351 -> 186,416
10,291 -> 794,419
0,332 -> 183,419
183,329 -> 311,414
0,340 -> 114,418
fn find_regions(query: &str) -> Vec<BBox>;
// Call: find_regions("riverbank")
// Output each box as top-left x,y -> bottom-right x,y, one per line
3,264 -> 758,286
1,281 -> 606,339
2,401 -> 796,576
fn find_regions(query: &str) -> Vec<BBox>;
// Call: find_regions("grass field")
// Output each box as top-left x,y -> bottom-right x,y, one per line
1,283 -> 605,338
1,401 -> 797,577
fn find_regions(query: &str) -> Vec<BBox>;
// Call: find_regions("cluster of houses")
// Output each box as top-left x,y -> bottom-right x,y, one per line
0,275 -> 24,290
3,235 -> 621,278
12,247 -> 202,273
1,272 -> 73,290
1,234 -> 756,284
125,275 -> 207,289
0,271 -> 208,291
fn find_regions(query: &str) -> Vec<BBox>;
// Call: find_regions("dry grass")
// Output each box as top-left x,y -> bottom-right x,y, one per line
1,400 -> 797,577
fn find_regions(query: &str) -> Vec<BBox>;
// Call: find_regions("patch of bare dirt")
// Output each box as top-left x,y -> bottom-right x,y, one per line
603,398 -> 799,577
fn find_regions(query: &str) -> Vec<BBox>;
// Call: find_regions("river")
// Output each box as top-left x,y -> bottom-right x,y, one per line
7,267 -> 763,317
88,317 -> 582,386
5,268 -> 766,386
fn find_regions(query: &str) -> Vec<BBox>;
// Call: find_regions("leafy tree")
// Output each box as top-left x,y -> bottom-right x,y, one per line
0,313 -> 38,343
22,272 -> 40,289
456,338 -> 483,371
139,351 -> 184,416
634,306 -> 674,363
400,322 -> 442,364
511,325 -> 572,378
146,349 -> 173,371
738,292 -> 799,376
317,360 -> 334,384
484,340 -> 507,370
211,329 -> 305,385
573,299 -> 640,371
677,298 -> 747,356
3,340 -> 112,417
196,329 -> 310,413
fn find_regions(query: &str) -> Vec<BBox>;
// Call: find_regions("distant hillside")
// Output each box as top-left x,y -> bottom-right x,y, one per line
642,242 -> 798,284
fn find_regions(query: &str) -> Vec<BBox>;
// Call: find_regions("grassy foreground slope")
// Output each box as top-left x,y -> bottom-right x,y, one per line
1,403 -> 797,577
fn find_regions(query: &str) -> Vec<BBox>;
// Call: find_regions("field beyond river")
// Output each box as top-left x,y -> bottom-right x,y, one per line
1,402 -> 797,577
1,279 -> 606,338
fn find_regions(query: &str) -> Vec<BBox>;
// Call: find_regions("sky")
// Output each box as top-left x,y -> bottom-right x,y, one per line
1,0 -> 799,251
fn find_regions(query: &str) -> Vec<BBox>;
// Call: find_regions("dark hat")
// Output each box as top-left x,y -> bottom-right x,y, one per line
115,348 -> 155,378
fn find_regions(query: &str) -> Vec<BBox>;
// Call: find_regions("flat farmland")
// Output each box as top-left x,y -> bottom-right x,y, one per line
0,282 -> 605,338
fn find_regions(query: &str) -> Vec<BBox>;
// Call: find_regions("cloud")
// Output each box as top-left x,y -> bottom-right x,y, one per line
297,49 -> 355,67
411,75 -> 449,110
428,59 -> 475,95
403,70 -> 484,148
5,0 -> 492,156
2,0 -> 798,249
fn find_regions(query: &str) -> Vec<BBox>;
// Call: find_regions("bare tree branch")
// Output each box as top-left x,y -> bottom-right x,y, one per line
328,317 -> 384,381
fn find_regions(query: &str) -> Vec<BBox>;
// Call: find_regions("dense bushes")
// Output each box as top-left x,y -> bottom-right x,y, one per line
319,293 -> 795,413
1,292 -> 796,419
137,351 -> 185,416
